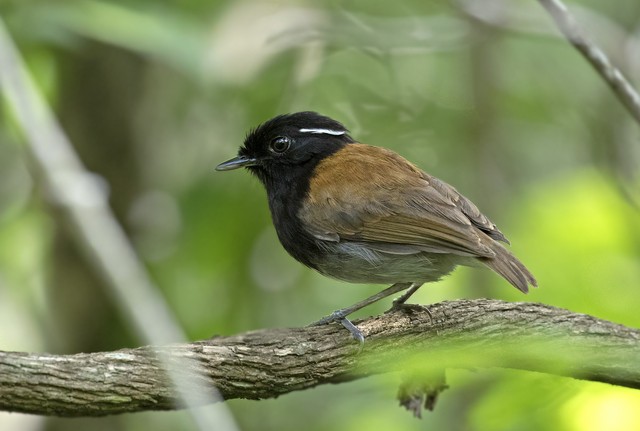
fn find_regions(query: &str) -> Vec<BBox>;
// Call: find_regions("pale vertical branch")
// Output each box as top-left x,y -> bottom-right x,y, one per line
0,19 -> 238,431
537,0 -> 640,125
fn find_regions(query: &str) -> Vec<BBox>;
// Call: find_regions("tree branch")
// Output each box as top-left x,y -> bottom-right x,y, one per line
537,0 -> 640,124
1,299 -> 638,417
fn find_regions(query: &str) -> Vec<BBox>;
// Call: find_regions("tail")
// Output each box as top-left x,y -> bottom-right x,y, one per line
479,241 -> 537,293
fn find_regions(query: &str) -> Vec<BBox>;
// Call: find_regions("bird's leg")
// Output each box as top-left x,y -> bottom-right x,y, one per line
310,282 -> 414,343
389,283 -> 432,322
392,282 -> 423,306
313,282 -> 413,325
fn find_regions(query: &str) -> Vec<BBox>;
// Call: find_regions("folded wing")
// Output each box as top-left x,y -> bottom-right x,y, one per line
299,144 -> 536,292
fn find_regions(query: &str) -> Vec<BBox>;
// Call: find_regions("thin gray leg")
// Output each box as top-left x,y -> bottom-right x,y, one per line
392,282 -> 423,306
390,282 -> 432,322
311,282 -> 414,342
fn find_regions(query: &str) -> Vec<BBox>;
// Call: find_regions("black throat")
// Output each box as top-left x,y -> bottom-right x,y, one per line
238,112 -> 354,269
257,148 -> 343,270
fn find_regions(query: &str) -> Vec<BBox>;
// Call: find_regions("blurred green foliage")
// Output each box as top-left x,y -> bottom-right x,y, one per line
0,0 -> 639,430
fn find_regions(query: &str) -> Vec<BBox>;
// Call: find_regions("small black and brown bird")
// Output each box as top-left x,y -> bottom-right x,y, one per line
217,112 -> 537,341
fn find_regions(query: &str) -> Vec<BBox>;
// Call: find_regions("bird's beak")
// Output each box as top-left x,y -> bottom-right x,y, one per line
215,155 -> 258,171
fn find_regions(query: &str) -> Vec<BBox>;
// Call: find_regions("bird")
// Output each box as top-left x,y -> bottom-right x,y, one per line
216,111 -> 537,342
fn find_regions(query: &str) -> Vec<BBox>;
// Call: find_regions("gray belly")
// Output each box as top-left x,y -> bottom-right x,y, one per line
312,242 -> 462,284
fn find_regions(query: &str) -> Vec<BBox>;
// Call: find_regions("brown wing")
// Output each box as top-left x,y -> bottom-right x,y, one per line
426,175 -> 510,244
299,144 -> 504,258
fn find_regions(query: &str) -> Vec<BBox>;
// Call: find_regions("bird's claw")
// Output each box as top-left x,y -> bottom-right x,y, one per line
310,311 -> 365,345
339,318 -> 365,345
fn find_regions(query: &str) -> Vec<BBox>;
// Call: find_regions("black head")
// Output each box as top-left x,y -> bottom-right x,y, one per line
216,112 -> 354,188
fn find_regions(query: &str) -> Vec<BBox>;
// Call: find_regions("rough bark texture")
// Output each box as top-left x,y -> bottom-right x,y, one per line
1,299 -> 639,417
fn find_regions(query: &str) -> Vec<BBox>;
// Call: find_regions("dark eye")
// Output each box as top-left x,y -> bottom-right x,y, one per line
270,136 -> 291,154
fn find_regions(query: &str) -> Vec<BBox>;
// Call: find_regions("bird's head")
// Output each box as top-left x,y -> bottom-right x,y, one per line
216,112 -> 354,187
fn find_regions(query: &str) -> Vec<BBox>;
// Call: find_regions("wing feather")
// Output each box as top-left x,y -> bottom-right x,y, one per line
299,144 -> 503,258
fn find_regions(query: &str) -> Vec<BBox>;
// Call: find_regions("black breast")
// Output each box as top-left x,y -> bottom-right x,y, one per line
265,166 -> 325,271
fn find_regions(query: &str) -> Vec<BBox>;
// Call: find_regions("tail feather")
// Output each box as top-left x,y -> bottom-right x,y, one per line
479,242 -> 537,293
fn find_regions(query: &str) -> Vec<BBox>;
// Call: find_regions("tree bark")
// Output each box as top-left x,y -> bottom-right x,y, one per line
1,299 -> 639,417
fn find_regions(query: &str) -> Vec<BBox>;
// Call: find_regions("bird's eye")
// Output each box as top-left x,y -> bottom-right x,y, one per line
270,136 -> 291,154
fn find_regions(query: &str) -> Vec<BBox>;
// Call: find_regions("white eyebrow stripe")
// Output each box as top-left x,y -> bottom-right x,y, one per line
299,128 -> 346,136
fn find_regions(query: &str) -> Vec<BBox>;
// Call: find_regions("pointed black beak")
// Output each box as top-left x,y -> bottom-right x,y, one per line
215,155 -> 259,171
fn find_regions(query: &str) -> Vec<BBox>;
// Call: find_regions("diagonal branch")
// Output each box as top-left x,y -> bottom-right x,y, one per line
537,0 -> 640,124
0,16 -> 237,431
1,299 -> 639,417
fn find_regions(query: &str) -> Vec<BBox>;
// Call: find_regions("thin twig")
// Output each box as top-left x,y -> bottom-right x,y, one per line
537,0 -> 640,124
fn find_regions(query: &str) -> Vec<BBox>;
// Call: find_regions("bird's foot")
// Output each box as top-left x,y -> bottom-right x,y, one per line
312,309 -> 346,326
388,301 -> 434,323
310,310 -> 365,345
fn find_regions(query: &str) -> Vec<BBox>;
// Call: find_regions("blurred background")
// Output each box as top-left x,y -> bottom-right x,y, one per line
1,0 -> 639,430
